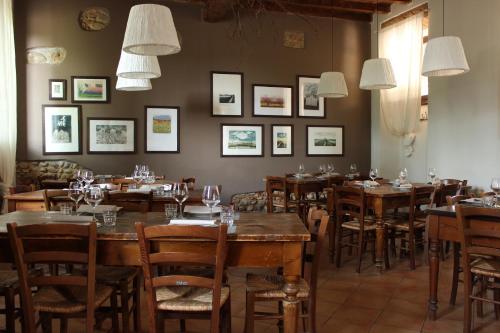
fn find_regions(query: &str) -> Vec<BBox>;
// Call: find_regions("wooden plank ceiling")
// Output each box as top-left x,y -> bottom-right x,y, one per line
173,0 -> 412,22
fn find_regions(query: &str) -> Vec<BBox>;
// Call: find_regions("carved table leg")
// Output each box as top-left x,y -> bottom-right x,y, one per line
283,276 -> 299,333
428,237 -> 441,320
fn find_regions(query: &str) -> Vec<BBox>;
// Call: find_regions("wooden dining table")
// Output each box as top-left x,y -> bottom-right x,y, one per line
0,211 -> 310,333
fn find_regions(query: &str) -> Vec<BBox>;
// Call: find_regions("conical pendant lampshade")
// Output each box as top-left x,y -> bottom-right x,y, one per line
359,58 -> 397,90
122,4 -> 181,56
116,51 -> 161,79
318,72 -> 348,98
422,36 -> 469,77
116,77 -> 152,91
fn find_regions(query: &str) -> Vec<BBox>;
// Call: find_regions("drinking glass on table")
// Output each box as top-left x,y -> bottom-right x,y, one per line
318,165 -> 325,174
428,168 -> 437,183
369,168 -> 378,182
172,183 -> 189,219
298,163 -> 305,176
490,178 -> 500,195
349,163 -> 358,174
82,170 -> 94,188
399,168 -> 408,184
73,169 -> 84,188
327,163 -> 334,175
84,185 -> 103,220
67,181 -> 83,212
202,185 -> 221,220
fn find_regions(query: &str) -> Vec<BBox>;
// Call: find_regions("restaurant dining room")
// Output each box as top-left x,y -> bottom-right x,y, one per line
1,0 -> 500,332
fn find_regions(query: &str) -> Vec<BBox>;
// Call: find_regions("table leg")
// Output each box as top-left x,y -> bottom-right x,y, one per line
428,236 -> 441,320
373,199 -> 385,272
282,242 -> 302,333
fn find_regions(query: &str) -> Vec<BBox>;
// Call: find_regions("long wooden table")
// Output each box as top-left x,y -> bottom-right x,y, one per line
0,211 -> 310,333
5,189 -> 203,213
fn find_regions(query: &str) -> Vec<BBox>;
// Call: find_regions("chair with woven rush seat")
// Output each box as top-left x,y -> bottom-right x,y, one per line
456,205 -> 500,333
0,270 -> 22,333
244,207 -> 329,333
7,222 -> 118,333
135,222 -> 230,333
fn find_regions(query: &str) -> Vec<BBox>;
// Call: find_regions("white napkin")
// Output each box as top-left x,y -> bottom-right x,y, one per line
399,183 -> 413,188
364,180 -> 380,187
77,205 -> 120,213
126,188 -> 151,193
184,206 -> 222,214
44,214 -> 93,223
169,219 -> 216,225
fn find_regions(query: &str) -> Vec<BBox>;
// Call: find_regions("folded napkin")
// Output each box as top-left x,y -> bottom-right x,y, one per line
44,214 -> 94,223
77,205 -> 120,214
399,183 -> 413,188
169,219 -> 216,225
364,180 -> 380,187
184,206 -> 222,214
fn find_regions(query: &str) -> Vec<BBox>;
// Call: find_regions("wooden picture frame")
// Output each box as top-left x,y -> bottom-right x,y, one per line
306,125 -> 344,156
87,117 -> 136,154
252,84 -> 293,117
71,76 -> 110,103
220,124 -> 264,157
297,75 -> 325,118
211,71 -> 244,117
144,106 -> 180,153
271,124 -> 294,157
42,104 -> 82,155
49,79 -> 67,101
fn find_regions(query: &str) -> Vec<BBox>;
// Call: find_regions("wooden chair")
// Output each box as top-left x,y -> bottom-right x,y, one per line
442,178 -> 468,195
435,183 -> 462,207
7,222 -> 118,333
456,205 -> 500,333
104,191 -> 152,212
0,270 -> 23,333
181,177 -> 196,191
386,186 -> 435,269
265,176 -> 288,213
8,184 -> 37,194
42,189 -> 69,211
334,186 -> 388,273
244,207 -> 330,333
135,222 -> 231,333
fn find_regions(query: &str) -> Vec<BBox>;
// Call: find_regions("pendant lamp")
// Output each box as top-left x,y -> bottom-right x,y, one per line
116,51 -> 161,79
122,4 -> 181,56
359,0 -> 397,90
318,1 -> 348,98
116,77 -> 152,91
422,0 -> 469,77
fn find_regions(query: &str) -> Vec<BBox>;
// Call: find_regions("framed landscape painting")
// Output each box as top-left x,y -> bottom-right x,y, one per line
42,105 -> 82,155
211,71 -> 243,117
49,79 -> 67,100
220,124 -> 264,157
297,75 -> 325,118
271,124 -> 293,156
306,125 -> 344,156
87,118 -> 136,154
253,84 -> 293,117
145,106 -> 180,153
71,76 -> 110,103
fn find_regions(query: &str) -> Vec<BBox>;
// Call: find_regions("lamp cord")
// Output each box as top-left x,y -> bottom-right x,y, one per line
443,0 -> 445,36
376,0 -> 379,57
331,0 -> 334,70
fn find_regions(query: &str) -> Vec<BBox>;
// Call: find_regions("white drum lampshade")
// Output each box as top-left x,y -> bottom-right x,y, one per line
116,51 -> 161,79
422,36 -> 470,77
359,58 -> 397,90
317,72 -> 348,98
122,4 -> 181,56
116,77 -> 152,91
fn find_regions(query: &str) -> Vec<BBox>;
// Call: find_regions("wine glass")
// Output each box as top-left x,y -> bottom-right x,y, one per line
73,169 -> 84,188
298,163 -> 305,175
84,185 -> 103,220
82,170 -> 94,188
202,185 -> 221,220
399,168 -> 408,184
172,183 -> 189,219
327,163 -> 334,175
318,165 -> 324,174
428,168 -> 437,183
67,181 -> 83,212
350,163 -> 358,174
490,178 -> 500,195
369,168 -> 378,182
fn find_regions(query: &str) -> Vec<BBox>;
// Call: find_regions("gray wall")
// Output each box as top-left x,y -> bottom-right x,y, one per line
14,0 -> 371,201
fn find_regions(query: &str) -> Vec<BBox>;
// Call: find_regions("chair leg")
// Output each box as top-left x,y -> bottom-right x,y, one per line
464,272 -> 473,333
133,274 -> 141,332
329,219 -> 336,263
179,319 -> 186,332
308,297 -> 316,333
40,312 -> 53,333
245,291 -> 255,333
356,231 -> 364,273
494,278 -> 500,320
335,226 -> 343,268
409,230 -> 416,270
450,243 -> 460,305
477,276 -> 487,318
60,317 -> 68,333
348,232 -> 354,256
110,289 -> 120,333
120,280 -> 130,333
224,294 -> 232,333
383,228 -> 390,270
4,287 -> 16,333
278,298 -> 284,333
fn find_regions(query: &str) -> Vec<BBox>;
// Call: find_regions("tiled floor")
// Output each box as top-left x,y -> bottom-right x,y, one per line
1,244 -> 500,332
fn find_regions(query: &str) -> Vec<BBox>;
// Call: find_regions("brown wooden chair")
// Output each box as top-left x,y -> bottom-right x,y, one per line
8,184 -> 37,194
135,222 -> 231,333
435,183 -> 462,207
244,207 -> 330,333
265,176 -> 298,213
104,191 -> 152,212
7,222 -> 118,333
181,177 -> 196,191
0,270 -> 22,333
442,178 -> 468,195
456,205 -> 500,333
42,189 -> 69,211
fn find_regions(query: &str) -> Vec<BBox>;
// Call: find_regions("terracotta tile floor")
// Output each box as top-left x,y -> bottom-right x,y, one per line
1,243 -> 500,332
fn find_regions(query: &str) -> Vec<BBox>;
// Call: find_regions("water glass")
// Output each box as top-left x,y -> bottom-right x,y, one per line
399,168 -> 408,183
102,210 -> 117,227
59,202 -> 73,215
349,163 -> 358,174
220,206 -> 234,225
428,168 -> 437,183
483,195 -> 497,208
327,163 -> 334,174
164,204 -> 178,219
490,178 -> 500,194
298,164 -> 305,174
369,168 -> 378,181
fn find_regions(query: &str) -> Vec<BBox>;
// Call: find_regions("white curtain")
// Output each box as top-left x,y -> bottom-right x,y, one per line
379,12 -> 424,137
0,0 -> 17,206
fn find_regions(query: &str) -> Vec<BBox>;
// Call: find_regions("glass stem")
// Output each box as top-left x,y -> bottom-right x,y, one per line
210,207 -> 213,220
179,203 -> 183,219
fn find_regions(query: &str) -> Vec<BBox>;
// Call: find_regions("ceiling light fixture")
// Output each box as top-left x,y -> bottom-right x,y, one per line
116,77 -> 152,91
116,51 -> 161,79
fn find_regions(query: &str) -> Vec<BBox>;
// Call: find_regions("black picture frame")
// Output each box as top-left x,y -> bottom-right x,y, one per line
271,124 -> 294,157
87,117 -> 137,154
71,76 -> 111,104
252,84 -> 294,118
296,75 -> 326,118
48,79 -> 67,101
210,71 -> 244,117
42,104 -> 82,155
220,123 -> 264,157
306,125 -> 344,156
144,106 -> 181,153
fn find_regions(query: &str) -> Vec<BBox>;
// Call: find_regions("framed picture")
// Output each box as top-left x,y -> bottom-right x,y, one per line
211,71 -> 243,117
253,84 -> 293,117
271,124 -> 293,157
49,79 -> 67,100
145,106 -> 180,153
42,105 -> 82,155
297,75 -> 325,118
306,125 -> 344,156
71,76 -> 110,103
220,124 -> 264,157
87,118 -> 136,154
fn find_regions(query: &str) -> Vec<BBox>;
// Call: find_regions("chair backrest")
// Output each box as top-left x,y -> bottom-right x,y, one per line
446,194 -> 473,206
335,185 -> 366,225
7,222 -> 97,333
455,205 -> 500,276
135,223 -> 228,333
265,176 -> 287,213
408,186 -> 435,225
181,177 -> 196,190
436,183 -> 461,207
323,187 -> 335,215
104,191 -> 152,212
9,184 -> 37,194
43,189 -> 68,211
